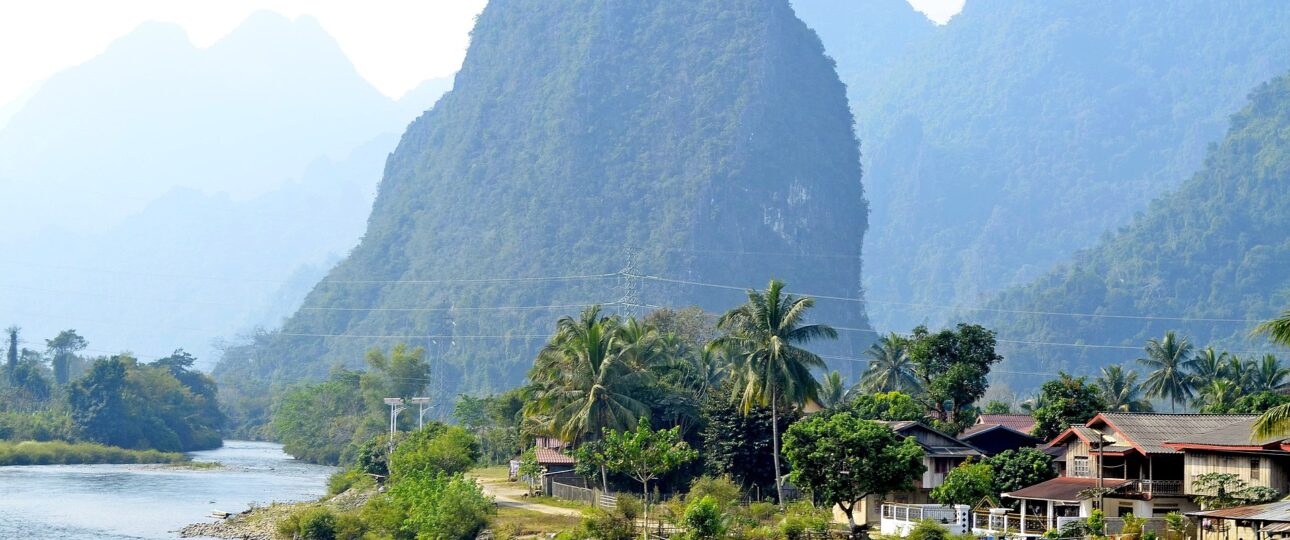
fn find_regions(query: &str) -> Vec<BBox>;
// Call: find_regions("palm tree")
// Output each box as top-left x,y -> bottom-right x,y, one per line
525,306 -> 652,445
1195,379 -> 1242,413
712,279 -> 837,505
1189,347 -> 1228,389
860,332 -> 922,394
1254,312 -> 1290,438
1096,365 -> 1152,412
1137,331 -> 1196,412
1248,354 -> 1290,393
1224,356 -> 1254,394
817,370 -> 849,409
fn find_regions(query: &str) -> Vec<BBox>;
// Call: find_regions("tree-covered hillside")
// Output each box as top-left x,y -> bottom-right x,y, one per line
216,0 -> 872,415
795,0 -> 1290,331
984,72 -> 1290,384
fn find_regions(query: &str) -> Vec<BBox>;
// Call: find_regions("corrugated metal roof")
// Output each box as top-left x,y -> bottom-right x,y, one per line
959,423 -> 1042,443
1165,417 -> 1290,448
535,447 -> 575,465
976,414 -> 1037,433
877,420 -> 984,457
1003,477 -> 1133,502
1189,501 -> 1290,522
1098,413 -> 1259,454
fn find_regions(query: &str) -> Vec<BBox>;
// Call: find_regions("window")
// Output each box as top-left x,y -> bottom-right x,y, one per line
1251,458 -> 1261,482
1073,457 -> 1090,477
1153,505 -> 1179,517
1117,504 -> 1133,518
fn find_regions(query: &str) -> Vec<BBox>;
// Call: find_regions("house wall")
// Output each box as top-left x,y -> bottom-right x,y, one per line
922,457 -> 965,488
1183,451 -> 1288,494
1066,440 -> 1095,477
1101,496 -> 1195,518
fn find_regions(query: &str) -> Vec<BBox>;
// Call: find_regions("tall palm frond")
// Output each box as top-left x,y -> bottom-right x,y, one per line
1189,347 -> 1228,389
817,370 -> 849,409
1249,354 -> 1290,393
860,332 -> 922,394
1137,331 -> 1196,412
1254,311 -> 1290,347
1096,365 -> 1152,412
1196,379 -> 1242,413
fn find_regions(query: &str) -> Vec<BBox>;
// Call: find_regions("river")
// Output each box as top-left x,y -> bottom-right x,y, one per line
0,440 -> 334,539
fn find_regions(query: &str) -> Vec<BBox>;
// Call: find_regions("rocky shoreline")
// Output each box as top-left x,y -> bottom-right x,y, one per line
177,486 -> 373,539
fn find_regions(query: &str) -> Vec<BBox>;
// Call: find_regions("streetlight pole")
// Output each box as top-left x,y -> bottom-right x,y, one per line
384,398 -> 407,454
408,397 -> 432,429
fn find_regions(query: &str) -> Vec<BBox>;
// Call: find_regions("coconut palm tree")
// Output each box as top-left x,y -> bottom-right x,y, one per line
1189,347 -> 1228,389
860,332 -> 922,394
1137,331 -> 1196,412
712,279 -> 837,505
525,306 -> 652,445
817,370 -> 850,409
1096,365 -> 1152,412
1248,354 -> 1290,393
1196,379 -> 1242,413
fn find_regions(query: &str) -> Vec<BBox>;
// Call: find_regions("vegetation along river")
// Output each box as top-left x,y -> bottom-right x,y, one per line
0,440 -> 333,539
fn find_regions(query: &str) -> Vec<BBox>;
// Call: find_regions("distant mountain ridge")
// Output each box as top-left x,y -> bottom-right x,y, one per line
215,0 -> 874,405
981,72 -> 1290,385
794,0 -> 1290,331
0,12 -> 451,366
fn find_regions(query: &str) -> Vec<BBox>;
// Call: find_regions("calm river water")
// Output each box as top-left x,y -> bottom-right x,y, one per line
0,440 -> 334,539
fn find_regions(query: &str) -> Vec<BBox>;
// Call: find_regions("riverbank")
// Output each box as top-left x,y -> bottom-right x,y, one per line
178,482 -> 374,539
0,440 -> 186,466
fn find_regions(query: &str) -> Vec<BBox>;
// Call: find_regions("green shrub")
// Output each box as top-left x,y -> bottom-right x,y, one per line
332,513 -> 366,540
687,476 -> 742,510
327,468 -> 375,496
683,496 -> 726,540
391,471 -> 494,540
0,440 -> 185,465
388,425 -> 480,480
908,519 -> 950,540
580,509 -> 636,540
299,508 -> 337,540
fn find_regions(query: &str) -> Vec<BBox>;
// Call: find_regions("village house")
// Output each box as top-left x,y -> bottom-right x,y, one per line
864,421 -> 984,535
959,414 -> 1043,456
972,413 -> 1267,538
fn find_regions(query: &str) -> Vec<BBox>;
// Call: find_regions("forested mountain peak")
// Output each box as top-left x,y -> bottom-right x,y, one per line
794,0 -> 1290,331
215,0 -> 872,412
983,71 -> 1290,386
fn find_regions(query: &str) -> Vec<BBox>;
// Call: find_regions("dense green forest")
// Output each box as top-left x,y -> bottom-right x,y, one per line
983,72 -> 1290,384
215,0 -> 872,434
794,0 -> 1290,332
0,327 -> 224,454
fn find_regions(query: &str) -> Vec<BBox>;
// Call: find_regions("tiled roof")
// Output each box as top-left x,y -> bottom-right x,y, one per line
1004,477 -> 1133,502
1164,417 -> 1290,449
535,447 -> 575,465
976,414 -> 1036,433
1097,413 -> 1259,454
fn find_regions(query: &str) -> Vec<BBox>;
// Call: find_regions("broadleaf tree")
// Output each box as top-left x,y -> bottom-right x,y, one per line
782,411 -> 926,532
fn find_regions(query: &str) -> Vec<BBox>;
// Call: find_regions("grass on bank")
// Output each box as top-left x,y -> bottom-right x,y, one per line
0,440 -> 187,466
493,507 -> 583,538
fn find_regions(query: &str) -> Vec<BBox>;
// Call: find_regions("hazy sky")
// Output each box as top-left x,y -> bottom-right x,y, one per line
0,0 -> 964,111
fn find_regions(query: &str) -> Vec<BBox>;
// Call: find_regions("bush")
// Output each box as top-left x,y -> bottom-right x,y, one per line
683,496 -> 726,540
687,476 -> 742,510
0,440 -> 185,465
388,425 -> 481,480
780,502 -> 831,540
908,519 -> 950,540
277,507 -> 339,540
390,471 -> 494,540
327,468 -> 375,496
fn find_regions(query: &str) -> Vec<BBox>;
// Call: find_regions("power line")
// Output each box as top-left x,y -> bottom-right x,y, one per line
296,302 -> 607,313
628,272 -> 1272,325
